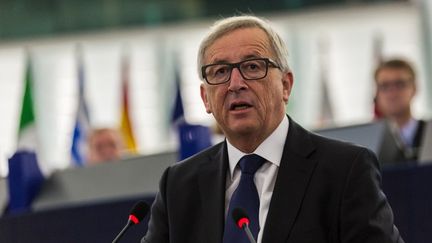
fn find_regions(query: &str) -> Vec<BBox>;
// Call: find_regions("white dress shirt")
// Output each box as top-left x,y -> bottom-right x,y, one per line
225,116 -> 289,243
399,118 -> 419,147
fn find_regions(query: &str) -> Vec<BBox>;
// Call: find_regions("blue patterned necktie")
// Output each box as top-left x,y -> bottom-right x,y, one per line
223,154 -> 266,243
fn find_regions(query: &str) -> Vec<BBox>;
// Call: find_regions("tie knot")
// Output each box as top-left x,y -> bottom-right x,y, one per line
239,154 -> 265,175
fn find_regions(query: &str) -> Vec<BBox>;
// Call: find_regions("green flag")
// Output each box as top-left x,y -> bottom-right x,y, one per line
17,56 -> 37,150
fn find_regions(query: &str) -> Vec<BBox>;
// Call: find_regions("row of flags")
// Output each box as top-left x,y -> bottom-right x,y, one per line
7,48 -> 190,214
16,47 -> 139,168
14,34 -> 388,170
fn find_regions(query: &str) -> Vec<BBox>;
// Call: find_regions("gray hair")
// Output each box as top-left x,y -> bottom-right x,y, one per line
197,15 -> 290,80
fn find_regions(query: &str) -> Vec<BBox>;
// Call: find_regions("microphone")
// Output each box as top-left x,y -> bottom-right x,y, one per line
232,207 -> 257,243
112,201 -> 150,243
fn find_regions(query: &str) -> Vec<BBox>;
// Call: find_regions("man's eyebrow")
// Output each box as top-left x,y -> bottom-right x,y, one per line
242,54 -> 262,60
210,59 -> 229,64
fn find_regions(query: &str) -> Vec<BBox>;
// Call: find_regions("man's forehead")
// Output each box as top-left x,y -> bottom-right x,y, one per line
377,68 -> 413,81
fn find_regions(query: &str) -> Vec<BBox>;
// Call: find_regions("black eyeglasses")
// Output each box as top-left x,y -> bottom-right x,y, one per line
377,79 -> 411,92
201,58 -> 280,85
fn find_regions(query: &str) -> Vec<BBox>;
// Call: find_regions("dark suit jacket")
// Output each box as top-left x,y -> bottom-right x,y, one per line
142,117 -> 404,243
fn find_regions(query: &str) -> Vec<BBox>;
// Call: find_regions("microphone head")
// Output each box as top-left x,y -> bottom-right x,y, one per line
128,201 -> 150,225
232,207 -> 250,229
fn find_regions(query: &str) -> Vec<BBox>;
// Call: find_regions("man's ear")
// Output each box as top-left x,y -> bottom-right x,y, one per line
200,84 -> 212,114
412,81 -> 417,96
282,72 -> 294,103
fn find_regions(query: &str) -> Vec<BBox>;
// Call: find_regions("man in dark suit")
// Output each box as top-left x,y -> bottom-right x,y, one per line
142,15 -> 404,243
374,59 -> 426,162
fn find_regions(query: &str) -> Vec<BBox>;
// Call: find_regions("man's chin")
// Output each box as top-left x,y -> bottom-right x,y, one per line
227,123 -> 259,136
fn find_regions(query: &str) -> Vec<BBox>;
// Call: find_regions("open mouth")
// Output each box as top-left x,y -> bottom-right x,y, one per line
230,103 -> 252,111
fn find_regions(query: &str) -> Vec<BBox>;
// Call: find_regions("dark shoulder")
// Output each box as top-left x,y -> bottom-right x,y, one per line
303,131 -> 381,193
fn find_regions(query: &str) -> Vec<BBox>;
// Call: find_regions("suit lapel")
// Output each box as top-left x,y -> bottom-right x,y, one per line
262,118 -> 318,243
198,142 -> 228,243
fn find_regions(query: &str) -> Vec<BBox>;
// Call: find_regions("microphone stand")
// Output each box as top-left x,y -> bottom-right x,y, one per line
112,220 -> 133,243
242,223 -> 257,243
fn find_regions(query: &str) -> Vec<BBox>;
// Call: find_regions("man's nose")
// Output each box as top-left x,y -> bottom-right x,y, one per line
228,67 -> 247,92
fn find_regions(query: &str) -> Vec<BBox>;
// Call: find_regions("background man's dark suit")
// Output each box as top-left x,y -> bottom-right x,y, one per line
142,117 -> 403,243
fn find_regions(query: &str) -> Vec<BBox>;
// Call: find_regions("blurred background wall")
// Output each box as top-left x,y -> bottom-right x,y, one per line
0,0 -> 431,176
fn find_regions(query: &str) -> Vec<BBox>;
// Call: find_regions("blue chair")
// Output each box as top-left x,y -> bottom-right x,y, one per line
7,151 -> 44,214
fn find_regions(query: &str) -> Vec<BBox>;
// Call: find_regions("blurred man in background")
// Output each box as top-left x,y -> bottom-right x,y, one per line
374,59 -> 426,160
87,128 -> 124,164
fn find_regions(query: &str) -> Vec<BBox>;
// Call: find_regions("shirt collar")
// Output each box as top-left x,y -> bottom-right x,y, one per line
226,116 -> 289,180
399,118 -> 419,146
